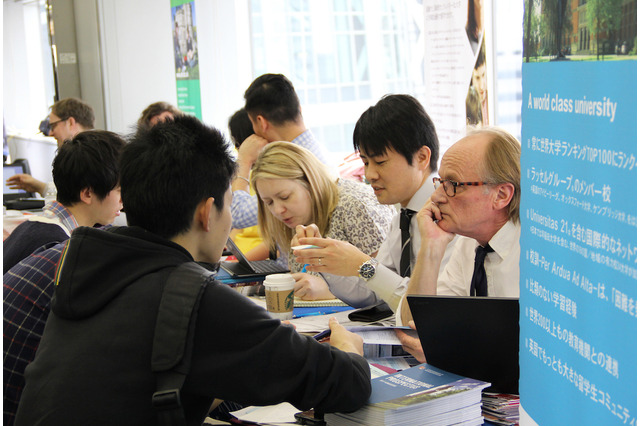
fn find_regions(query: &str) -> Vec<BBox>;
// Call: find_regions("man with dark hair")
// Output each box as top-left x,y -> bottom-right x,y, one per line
15,115 -> 370,425
137,101 -> 182,131
244,73 -> 304,127
231,73 -> 331,230
228,107 -> 254,149
3,130 -> 124,273
6,97 -> 96,198
293,94 -> 452,314
3,130 -> 124,425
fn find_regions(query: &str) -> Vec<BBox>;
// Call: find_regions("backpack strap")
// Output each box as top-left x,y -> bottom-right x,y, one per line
151,262 -> 215,426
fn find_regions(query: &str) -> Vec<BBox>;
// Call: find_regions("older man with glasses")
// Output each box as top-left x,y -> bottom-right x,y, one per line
397,126 -> 521,326
46,98 -> 95,147
6,98 -> 95,199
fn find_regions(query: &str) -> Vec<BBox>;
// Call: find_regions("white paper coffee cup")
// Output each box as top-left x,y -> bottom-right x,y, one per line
263,273 -> 295,320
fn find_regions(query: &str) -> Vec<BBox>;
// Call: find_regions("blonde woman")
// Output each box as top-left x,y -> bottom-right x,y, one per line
251,142 -> 395,307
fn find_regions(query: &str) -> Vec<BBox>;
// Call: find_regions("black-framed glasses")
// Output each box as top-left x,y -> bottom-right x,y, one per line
433,177 -> 488,197
48,117 -> 68,132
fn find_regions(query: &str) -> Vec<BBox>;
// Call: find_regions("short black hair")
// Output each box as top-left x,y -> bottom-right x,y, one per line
353,94 -> 439,172
228,107 -> 254,148
53,130 -> 125,206
120,114 -> 236,240
244,73 -> 301,125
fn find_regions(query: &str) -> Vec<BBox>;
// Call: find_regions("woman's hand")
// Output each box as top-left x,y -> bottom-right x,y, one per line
292,272 -> 335,300
292,237 -> 369,277
291,224 -> 321,248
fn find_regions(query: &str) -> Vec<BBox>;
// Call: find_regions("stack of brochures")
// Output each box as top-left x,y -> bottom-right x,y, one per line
481,393 -> 520,425
341,325 -> 416,360
325,363 -> 490,426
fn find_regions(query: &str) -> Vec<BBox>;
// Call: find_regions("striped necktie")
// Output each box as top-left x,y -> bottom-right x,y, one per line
399,208 -> 416,278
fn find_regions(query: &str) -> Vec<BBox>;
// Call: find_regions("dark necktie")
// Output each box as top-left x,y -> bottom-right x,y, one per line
399,208 -> 416,278
470,244 -> 494,297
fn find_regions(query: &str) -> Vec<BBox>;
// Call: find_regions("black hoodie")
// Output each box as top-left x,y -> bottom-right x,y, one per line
16,226 -> 371,425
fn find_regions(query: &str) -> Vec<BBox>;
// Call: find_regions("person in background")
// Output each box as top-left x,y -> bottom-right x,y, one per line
14,115 -> 370,425
228,107 -> 254,149
252,142 -> 395,306
232,73 -> 332,231
3,130 -> 125,425
227,107 -> 267,258
6,98 -> 95,198
137,101 -> 182,131
292,94 -> 453,313
3,130 -> 124,273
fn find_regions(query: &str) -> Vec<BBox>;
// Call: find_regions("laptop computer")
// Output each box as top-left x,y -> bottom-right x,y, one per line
3,160 -> 45,210
220,237 -> 290,278
407,295 -> 519,394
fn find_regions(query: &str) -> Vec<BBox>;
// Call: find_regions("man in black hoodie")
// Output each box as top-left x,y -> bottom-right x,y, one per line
15,115 -> 371,425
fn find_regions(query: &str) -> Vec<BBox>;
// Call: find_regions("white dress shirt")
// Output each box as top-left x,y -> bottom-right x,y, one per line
367,174 -> 455,311
437,220 -> 521,297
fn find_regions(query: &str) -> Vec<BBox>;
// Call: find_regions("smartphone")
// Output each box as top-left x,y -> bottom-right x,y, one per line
294,410 -> 325,425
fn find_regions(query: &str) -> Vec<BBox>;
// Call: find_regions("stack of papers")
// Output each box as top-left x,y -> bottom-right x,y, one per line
325,363 -> 490,426
230,402 -> 299,425
481,393 -> 520,425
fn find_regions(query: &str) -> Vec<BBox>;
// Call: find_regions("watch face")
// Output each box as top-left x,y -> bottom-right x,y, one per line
360,263 -> 375,279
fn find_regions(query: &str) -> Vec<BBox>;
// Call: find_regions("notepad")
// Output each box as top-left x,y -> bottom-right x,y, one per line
293,298 -> 349,307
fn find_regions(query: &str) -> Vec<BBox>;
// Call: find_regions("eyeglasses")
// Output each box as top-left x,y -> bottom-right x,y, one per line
48,117 -> 68,131
433,177 -> 489,197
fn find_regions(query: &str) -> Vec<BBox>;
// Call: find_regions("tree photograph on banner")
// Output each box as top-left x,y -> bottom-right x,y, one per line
524,0 -> 636,63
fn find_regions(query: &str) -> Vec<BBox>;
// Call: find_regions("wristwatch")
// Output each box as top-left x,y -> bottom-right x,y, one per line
358,258 -> 379,281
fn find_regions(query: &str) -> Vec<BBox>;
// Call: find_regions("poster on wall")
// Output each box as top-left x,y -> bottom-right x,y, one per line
423,0 -> 491,154
171,0 -> 202,119
520,1 -> 637,424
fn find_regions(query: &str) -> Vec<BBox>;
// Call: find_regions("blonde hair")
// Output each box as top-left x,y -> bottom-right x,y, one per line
251,142 -> 339,252
469,127 -> 521,223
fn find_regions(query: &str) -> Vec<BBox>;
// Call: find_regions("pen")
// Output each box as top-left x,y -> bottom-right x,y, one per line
293,311 -> 326,319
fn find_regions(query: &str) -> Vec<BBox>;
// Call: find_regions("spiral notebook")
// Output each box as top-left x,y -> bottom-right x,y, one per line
294,298 -> 349,307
